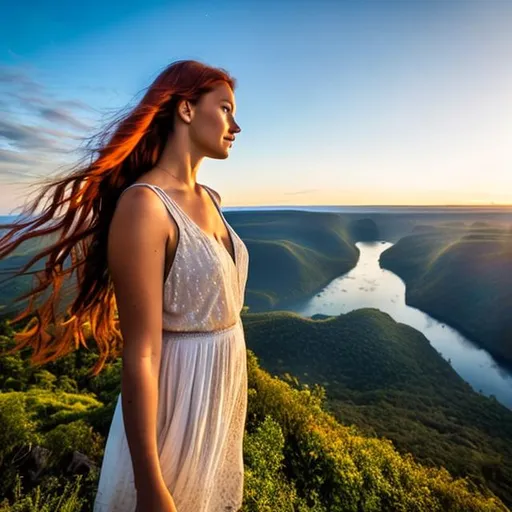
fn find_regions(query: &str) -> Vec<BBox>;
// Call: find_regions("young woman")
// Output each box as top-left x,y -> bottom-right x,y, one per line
0,60 -> 248,511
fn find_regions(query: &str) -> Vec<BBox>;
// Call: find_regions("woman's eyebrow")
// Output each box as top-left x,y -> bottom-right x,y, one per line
221,99 -> 236,113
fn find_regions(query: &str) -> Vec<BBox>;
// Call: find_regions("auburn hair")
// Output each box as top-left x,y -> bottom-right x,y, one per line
0,59 -> 236,375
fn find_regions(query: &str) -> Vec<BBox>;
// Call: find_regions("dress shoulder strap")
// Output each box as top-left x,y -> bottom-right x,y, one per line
201,184 -> 221,209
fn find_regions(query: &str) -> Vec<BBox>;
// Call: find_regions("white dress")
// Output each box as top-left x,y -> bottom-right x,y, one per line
93,183 -> 250,512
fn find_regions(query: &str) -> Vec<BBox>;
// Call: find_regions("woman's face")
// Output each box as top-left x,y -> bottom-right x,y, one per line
188,81 -> 241,160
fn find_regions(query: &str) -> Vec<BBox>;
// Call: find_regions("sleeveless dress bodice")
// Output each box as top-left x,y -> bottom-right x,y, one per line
93,182 -> 250,512
147,183 -> 249,333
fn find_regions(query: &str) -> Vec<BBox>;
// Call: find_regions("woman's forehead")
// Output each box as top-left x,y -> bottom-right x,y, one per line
206,85 -> 236,110
211,82 -> 235,99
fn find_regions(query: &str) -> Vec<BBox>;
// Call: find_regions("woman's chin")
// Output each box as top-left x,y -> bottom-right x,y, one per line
219,146 -> 231,159
205,146 -> 230,160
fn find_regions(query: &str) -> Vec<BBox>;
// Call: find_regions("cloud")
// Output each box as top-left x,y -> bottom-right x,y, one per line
9,92 -> 98,116
38,107 -> 93,131
0,149 -> 65,183
0,118 -> 56,150
0,66 -> 43,93
0,64 -> 97,130
0,65 -> 99,185
0,149 -> 39,166
58,98 -> 97,112
0,167 -> 44,181
0,118 -> 77,152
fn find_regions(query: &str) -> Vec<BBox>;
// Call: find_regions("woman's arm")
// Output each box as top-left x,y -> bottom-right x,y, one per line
107,186 -> 172,493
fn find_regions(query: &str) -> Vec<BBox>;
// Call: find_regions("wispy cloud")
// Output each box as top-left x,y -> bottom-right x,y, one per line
7,91 -> 98,116
0,118 -> 80,152
0,65 -> 97,184
0,149 -> 40,166
0,66 -> 43,93
38,107 -> 93,131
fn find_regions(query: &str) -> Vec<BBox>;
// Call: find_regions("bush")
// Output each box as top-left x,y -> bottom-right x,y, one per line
43,420 -> 104,465
243,415 -> 321,511
245,349 -> 508,511
0,474 -> 86,512
0,395 -> 39,466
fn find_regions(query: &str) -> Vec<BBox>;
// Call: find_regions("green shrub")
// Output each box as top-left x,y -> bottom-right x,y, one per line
30,371 -> 57,391
43,420 -> 104,465
0,474 -> 85,512
0,395 -> 39,465
243,415 -> 322,511
246,349 -> 508,511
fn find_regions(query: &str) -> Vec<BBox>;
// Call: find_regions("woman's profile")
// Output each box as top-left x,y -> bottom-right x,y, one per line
0,60 -> 248,512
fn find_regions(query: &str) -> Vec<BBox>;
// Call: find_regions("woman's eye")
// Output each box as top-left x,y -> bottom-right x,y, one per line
222,106 -> 230,113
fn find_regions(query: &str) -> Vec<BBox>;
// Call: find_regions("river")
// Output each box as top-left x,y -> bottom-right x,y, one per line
283,241 -> 512,410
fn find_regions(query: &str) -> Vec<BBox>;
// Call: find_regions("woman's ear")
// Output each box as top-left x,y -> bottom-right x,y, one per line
177,99 -> 193,124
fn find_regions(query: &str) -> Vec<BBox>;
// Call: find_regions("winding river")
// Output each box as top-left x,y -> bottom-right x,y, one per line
283,241 -> 512,410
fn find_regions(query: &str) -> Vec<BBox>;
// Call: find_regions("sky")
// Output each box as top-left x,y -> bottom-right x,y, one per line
1,0 -> 511,213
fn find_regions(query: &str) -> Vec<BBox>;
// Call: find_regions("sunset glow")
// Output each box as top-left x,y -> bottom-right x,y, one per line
1,1 -> 511,213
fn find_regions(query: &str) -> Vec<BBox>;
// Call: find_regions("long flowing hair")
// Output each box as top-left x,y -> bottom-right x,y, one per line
0,59 -> 236,375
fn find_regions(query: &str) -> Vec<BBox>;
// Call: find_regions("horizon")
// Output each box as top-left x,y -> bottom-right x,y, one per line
1,0 -> 511,213
2,202 -> 512,220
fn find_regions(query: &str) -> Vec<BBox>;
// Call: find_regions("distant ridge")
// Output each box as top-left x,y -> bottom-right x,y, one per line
2,204 -> 512,216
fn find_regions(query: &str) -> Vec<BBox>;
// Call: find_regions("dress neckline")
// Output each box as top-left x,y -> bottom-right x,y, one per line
150,183 -> 238,271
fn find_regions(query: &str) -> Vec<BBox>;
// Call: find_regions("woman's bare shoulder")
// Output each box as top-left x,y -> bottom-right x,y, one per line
107,186 -> 168,350
114,185 -> 168,223
109,186 -> 171,250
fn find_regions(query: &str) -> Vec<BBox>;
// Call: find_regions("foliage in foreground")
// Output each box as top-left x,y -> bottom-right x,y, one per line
242,350 -> 508,511
0,315 -> 509,511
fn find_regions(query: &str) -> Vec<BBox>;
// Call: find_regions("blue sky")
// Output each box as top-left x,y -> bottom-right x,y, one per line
1,0 -> 511,213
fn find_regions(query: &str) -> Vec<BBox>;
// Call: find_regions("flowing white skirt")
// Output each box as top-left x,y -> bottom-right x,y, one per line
93,319 -> 247,512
